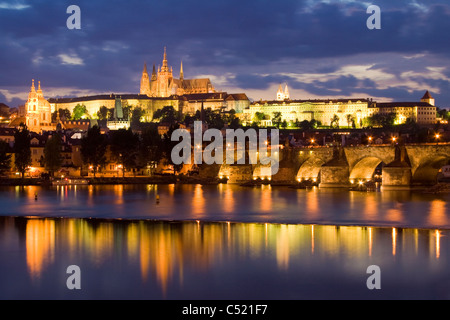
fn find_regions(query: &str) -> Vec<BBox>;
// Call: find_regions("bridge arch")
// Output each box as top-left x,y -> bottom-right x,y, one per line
349,156 -> 384,181
412,155 -> 450,184
296,157 -> 326,182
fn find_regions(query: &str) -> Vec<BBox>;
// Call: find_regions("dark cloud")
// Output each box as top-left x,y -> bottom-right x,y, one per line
1,0 -> 450,107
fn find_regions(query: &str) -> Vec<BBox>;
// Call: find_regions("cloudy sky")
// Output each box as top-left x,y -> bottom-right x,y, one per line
1,0 -> 450,108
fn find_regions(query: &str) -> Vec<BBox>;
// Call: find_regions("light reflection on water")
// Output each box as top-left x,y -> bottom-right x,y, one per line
1,184 -> 450,299
0,216 -> 447,299
3,184 -> 450,229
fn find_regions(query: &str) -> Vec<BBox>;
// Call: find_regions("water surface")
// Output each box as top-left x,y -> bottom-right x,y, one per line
0,184 -> 449,299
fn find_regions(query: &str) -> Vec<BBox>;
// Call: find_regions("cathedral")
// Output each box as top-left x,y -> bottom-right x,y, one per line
140,47 -> 215,97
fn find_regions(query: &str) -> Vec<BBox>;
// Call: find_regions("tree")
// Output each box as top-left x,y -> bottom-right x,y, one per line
297,119 -> 316,131
153,106 -> 177,124
272,112 -> 282,128
122,105 -> 131,120
14,124 -> 31,178
183,113 -> 198,127
81,125 -> 107,177
436,107 -> 449,120
110,128 -> 139,177
222,110 -> 241,129
195,108 -> 224,129
138,126 -> 163,175
281,120 -> 288,129
252,112 -> 266,125
162,124 -> 184,174
131,106 -> 144,126
346,114 -> 356,128
381,112 -> 397,128
72,104 -> 90,120
52,108 -> 71,122
0,140 -> 11,176
44,133 -> 63,177
97,106 -> 109,120
330,114 -> 340,129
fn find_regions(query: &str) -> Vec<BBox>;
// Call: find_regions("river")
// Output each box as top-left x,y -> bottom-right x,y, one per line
0,184 -> 449,299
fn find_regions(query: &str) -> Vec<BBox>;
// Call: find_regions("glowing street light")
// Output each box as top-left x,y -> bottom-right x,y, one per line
435,133 -> 440,145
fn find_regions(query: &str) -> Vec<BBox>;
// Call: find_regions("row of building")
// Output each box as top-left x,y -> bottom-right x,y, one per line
7,48 -> 438,134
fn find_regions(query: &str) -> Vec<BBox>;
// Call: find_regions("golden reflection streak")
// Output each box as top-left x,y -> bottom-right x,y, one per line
392,228 -> 397,256
21,217 -> 437,294
114,185 -> 124,205
260,185 -> 272,212
276,225 -> 290,269
427,200 -> 447,226
306,189 -> 319,215
223,185 -> 235,214
26,219 -> 55,281
436,230 -> 440,259
192,185 -> 205,216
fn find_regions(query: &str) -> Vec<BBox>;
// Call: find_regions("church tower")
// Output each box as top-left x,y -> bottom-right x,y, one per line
25,79 -> 52,133
140,63 -> 151,96
276,83 -> 290,101
26,79 -> 40,132
276,84 -> 284,101
284,84 -> 290,100
421,90 -> 435,106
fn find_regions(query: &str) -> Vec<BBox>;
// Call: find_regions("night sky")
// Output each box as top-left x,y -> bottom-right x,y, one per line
1,0 -> 450,109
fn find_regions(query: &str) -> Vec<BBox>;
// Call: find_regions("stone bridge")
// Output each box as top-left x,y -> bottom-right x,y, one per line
197,143 -> 450,189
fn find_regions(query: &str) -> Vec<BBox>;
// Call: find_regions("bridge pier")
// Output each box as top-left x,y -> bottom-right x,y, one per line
380,145 -> 412,190
381,166 -> 412,190
318,165 -> 350,188
318,146 -> 350,188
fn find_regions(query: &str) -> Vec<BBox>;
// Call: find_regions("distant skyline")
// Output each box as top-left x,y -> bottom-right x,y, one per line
1,0 -> 450,108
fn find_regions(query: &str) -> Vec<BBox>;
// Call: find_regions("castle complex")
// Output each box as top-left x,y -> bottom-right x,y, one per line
9,48 -> 438,133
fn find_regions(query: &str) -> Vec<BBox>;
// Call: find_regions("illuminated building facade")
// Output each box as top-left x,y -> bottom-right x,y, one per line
140,47 -> 215,98
241,88 -> 437,127
24,80 -> 54,133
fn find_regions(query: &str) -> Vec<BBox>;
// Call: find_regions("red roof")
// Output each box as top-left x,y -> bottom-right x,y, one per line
421,91 -> 433,100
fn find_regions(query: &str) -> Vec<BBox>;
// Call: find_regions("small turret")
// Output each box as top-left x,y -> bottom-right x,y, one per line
421,90 -> 435,106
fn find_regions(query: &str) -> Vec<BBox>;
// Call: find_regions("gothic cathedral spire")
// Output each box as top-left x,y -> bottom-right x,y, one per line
140,62 -> 151,96
180,60 -> 184,81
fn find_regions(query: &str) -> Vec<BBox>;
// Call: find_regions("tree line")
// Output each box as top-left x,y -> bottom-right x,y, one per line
0,123 -> 172,178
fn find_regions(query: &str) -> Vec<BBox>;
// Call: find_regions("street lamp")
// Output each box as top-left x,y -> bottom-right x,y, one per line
392,136 -> 397,144
435,133 -> 440,145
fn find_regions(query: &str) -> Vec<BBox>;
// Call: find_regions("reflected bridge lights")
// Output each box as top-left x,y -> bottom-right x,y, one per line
296,177 -> 318,187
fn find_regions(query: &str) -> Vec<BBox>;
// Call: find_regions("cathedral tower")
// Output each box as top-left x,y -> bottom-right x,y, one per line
140,63 -> 151,96
156,47 -> 173,97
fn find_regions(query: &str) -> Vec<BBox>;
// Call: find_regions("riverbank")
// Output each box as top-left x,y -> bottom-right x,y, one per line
423,183 -> 450,194
1,176 -> 449,192
0,175 -> 220,186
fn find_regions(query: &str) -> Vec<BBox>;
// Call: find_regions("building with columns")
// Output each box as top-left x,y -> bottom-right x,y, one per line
240,87 -> 437,127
